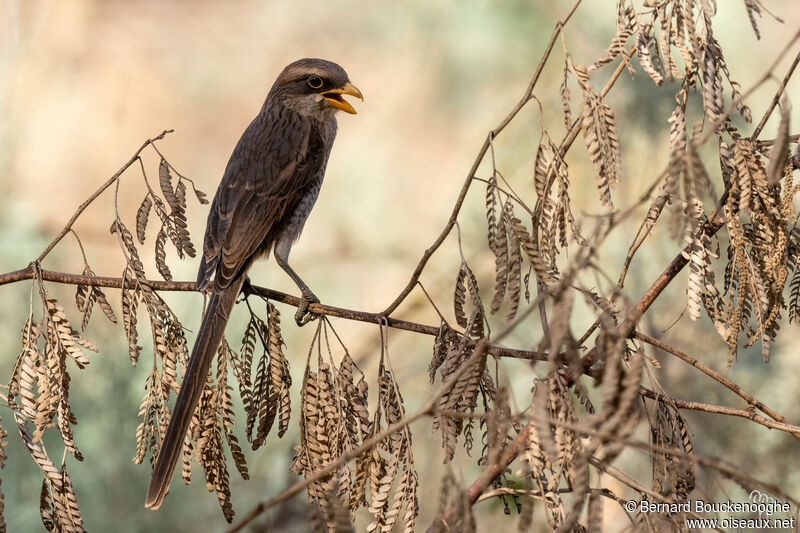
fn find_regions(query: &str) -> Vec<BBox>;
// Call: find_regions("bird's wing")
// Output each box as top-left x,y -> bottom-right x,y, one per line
197,109 -> 330,291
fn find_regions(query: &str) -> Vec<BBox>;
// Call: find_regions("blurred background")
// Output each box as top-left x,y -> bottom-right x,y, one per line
1,0 -> 800,531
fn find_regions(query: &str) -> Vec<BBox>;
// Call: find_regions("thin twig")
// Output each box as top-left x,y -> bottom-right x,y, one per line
752,38 -> 800,139
639,386 -> 800,436
35,130 -> 173,263
381,0 -> 584,316
634,331 -> 796,430
757,133 -> 800,146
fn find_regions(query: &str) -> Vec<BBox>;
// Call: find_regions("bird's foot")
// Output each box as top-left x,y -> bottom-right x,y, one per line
294,290 -> 320,327
240,276 -> 253,300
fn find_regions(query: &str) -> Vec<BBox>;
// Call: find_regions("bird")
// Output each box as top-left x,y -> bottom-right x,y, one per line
145,58 -> 362,510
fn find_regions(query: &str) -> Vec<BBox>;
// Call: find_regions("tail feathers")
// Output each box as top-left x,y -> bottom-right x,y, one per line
145,277 -> 243,509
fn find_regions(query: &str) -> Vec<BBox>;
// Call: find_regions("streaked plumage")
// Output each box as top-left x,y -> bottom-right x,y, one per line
145,58 -> 361,510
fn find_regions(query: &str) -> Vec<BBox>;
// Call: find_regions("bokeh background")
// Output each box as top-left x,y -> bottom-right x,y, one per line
1,0 -> 800,531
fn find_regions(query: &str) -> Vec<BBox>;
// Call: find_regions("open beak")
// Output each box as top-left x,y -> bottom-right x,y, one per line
322,82 -> 363,114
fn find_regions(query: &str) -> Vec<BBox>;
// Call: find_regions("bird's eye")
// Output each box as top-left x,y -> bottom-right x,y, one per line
307,76 -> 323,89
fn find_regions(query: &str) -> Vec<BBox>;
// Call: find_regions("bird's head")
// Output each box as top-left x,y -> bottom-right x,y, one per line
270,58 -> 363,120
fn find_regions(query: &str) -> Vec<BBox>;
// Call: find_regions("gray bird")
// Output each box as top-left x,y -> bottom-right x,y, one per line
145,58 -> 362,510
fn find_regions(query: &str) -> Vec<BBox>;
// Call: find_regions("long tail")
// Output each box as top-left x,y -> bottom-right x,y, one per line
145,276 -> 245,509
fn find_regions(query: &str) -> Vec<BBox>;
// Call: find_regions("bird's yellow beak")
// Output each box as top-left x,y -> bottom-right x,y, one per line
322,82 -> 363,114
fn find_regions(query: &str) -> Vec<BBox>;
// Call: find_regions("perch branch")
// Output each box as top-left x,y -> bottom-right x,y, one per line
0,265 -> 541,361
